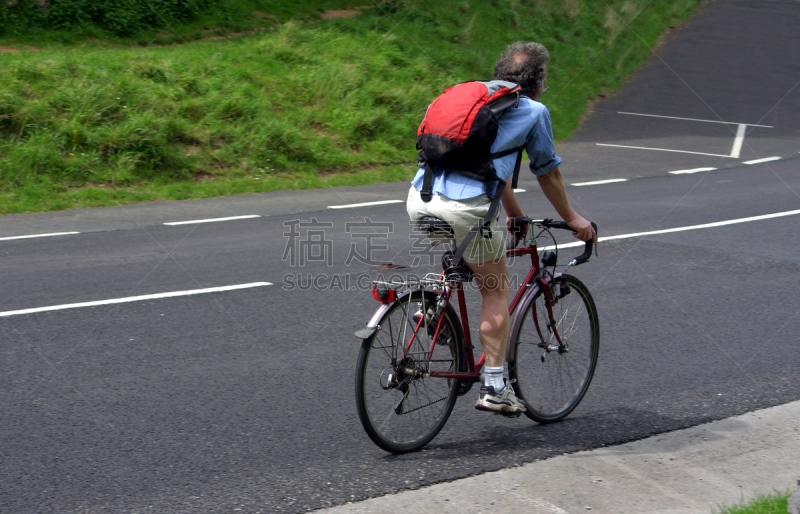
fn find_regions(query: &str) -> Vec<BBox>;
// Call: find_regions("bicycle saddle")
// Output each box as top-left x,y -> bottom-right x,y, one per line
416,216 -> 454,238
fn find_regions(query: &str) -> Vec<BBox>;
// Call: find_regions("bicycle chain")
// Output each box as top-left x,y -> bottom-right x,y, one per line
397,388 -> 451,415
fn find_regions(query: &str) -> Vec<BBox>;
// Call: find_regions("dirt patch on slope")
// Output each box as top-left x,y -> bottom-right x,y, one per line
320,9 -> 363,20
0,45 -> 39,53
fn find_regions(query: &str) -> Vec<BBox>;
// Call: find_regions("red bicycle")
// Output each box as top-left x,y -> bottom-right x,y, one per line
355,217 -> 599,454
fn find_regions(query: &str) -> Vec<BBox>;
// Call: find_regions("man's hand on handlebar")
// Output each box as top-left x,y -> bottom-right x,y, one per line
507,215 -> 528,241
565,214 -> 596,242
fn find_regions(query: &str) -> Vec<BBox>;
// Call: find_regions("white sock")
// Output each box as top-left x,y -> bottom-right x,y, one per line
484,366 -> 505,391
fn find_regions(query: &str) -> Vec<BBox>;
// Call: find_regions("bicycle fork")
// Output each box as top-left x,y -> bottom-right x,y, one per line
534,278 -> 570,358
506,273 -> 571,362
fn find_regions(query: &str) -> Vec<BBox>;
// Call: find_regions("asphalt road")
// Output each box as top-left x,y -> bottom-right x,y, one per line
1,0 -> 799,512
556,0 -> 800,183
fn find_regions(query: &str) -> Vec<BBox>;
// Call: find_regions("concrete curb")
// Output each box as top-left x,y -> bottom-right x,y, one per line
788,487 -> 800,514
320,400 -> 800,513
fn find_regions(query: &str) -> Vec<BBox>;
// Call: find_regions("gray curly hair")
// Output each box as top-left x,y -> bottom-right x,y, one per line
493,42 -> 549,96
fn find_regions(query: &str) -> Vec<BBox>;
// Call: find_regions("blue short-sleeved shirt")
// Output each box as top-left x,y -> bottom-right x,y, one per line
410,97 -> 562,200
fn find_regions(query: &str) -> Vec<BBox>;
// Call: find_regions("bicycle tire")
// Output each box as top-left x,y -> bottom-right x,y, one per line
355,290 -> 464,454
509,274 -> 599,423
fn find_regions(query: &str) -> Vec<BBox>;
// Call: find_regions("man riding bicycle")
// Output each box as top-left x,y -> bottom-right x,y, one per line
407,41 -> 596,417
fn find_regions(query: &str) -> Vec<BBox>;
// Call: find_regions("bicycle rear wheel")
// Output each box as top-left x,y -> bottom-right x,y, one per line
355,290 -> 464,454
509,274 -> 599,423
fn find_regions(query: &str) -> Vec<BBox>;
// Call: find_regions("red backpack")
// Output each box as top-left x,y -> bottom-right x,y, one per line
416,80 -> 526,203
415,80 -> 527,268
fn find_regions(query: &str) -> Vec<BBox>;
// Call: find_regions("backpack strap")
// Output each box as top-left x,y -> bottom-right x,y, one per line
488,145 -> 524,188
511,149 -> 523,189
447,150 -> 522,267
420,165 -> 433,203
450,179 -> 505,266
416,146 -> 433,203
421,145 -> 523,205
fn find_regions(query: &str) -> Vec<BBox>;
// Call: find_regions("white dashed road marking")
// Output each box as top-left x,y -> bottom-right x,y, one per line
572,179 -> 628,186
743,156 -> 782,165
328,200 -> 404,209
669,167 -> 717,175
164,215 -> 261,225
0,282 -> 273,318
0,232 -> 80,242
8,208 -> 800,316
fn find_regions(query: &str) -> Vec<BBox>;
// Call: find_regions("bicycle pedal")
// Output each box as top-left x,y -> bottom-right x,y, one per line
457,379 -> 477,396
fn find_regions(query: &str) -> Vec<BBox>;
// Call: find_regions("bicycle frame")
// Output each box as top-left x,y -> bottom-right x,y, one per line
362,220 -> 588,383
356,217 -> 596,453
426,240 -> 559,381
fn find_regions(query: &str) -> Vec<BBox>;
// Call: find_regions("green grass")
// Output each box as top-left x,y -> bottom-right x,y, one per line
0,0 -> 700,214
0,0 -> 369,45
715,491 -> 793,514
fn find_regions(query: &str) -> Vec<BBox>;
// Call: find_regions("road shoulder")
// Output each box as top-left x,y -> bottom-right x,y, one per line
322,400 -> 800,513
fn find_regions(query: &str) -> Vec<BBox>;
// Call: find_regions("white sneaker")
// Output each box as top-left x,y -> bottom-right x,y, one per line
475,385 -> 526,417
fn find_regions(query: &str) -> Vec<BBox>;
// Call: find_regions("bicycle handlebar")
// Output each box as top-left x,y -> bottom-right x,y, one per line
508,217 -> 598,266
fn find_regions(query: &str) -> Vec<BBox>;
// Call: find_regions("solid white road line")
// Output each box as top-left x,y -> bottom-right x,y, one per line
0,232 -> 80,242
669,167 -> 717,175
730,124 -> 747,159
327,200 -> 404,209
513,189 -> 526,193
617,112 -> 773,128
0,282 -> 273,318
743,156 -> 782,165
572,178 -> 628,186
164,215 -> 261,226
596,143 -> 732,158
549,209 -> 800,250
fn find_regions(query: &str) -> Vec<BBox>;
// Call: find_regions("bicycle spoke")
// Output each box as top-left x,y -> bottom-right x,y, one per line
510,275 -> 599,423
356,290 -> 464,453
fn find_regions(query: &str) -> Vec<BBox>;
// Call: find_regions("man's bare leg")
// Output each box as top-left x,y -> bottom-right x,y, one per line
468,255 -> 526,416
467,255 -> 510,369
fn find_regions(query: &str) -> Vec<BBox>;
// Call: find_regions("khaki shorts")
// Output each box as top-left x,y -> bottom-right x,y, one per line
406,186 -> 505,265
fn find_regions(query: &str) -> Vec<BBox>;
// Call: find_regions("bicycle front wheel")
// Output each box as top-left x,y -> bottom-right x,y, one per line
355,290 -> 464,454
509,274 -> 599,423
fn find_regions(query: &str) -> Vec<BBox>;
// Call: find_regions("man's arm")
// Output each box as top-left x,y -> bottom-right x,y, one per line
536,167 -> 595,241
500,182 -> 528,238
500,182 -> 524,218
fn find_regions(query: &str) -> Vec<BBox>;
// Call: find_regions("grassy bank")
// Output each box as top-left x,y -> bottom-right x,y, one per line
0,0 -> 699,214
0,0 -> 369,45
